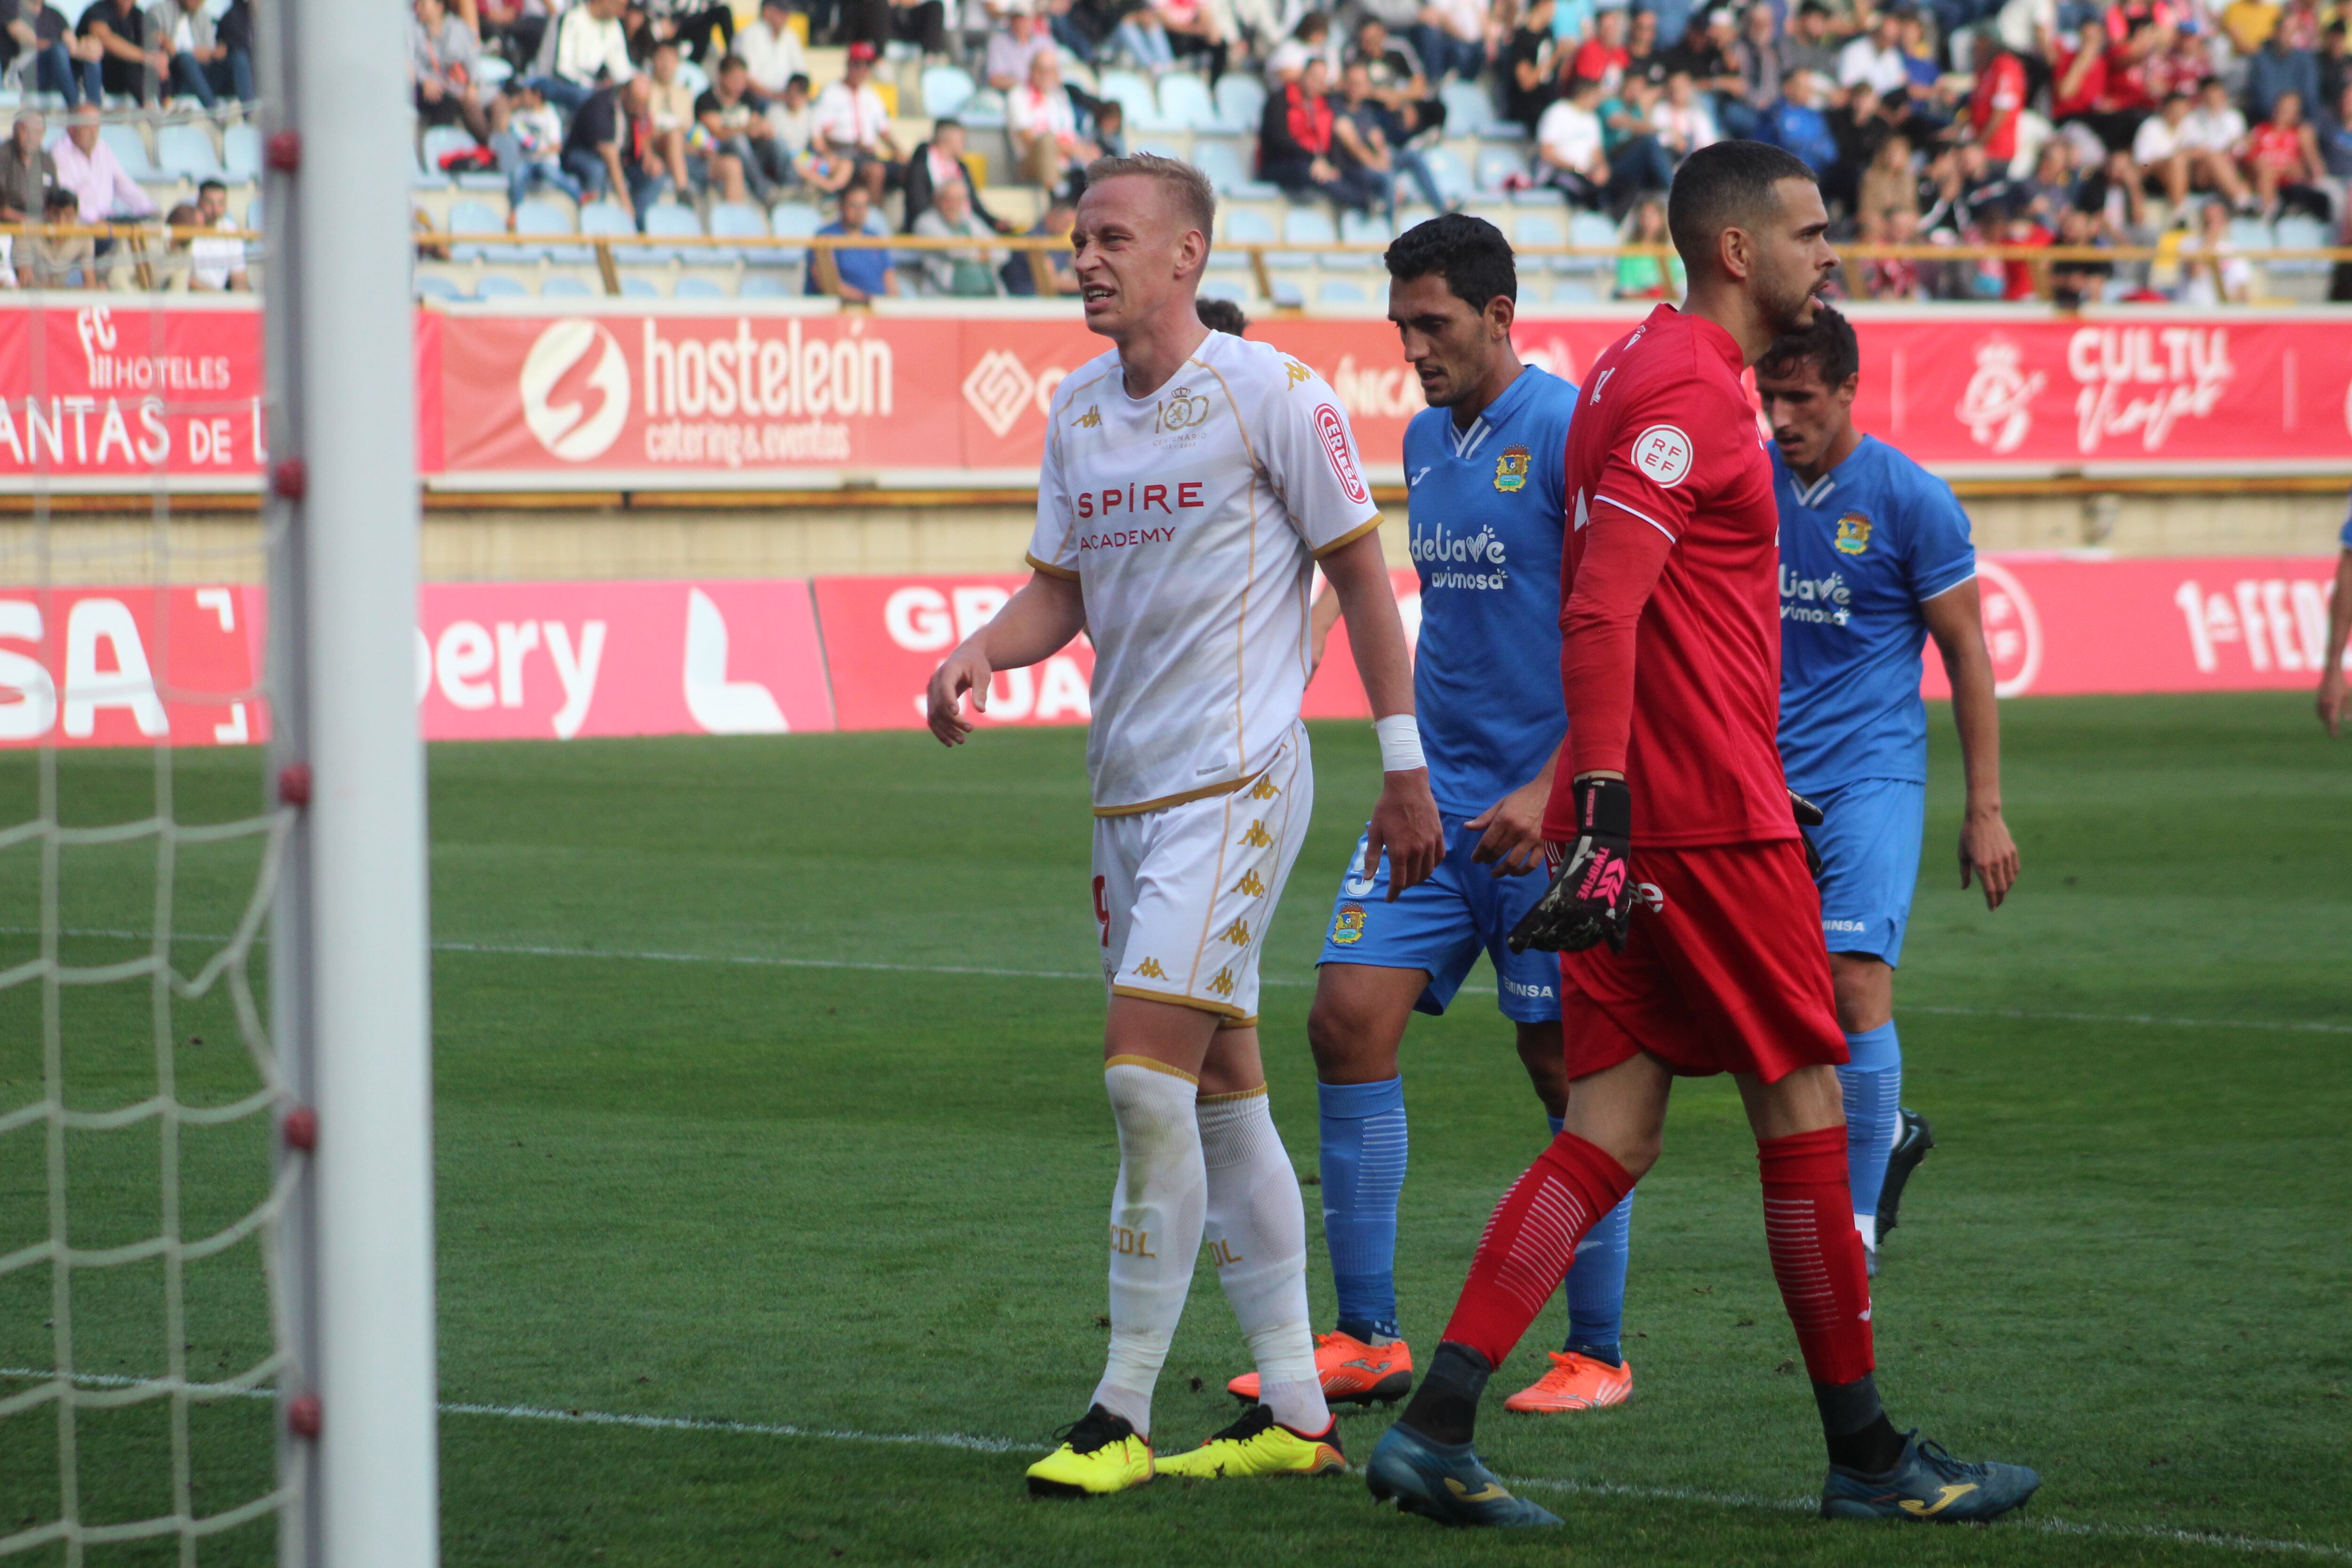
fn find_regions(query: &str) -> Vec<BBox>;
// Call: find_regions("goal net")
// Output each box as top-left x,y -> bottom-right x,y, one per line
0,0 -> 437,1557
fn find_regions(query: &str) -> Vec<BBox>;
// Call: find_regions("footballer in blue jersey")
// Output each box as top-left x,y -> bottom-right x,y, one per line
1220,215 -> 1638,1418
2317,510 -> 2352,733
1756,306 -> 2021,1275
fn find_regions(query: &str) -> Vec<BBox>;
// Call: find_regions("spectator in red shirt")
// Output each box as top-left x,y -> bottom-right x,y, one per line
1571,5 -> 1630,93
1969,33 -> 2027,165
1997,200 -> 2052,299
2051,20 -> 2108,123
2246,88 -> 2329,215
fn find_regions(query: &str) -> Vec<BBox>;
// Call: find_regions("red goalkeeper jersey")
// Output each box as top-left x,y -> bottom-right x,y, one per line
1542,304 -> 1797,849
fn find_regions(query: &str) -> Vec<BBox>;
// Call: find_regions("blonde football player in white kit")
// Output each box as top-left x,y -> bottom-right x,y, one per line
927,155 -> 1441,1496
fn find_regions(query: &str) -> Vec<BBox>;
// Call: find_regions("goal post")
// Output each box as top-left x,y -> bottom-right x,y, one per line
260,0 -> 441,1555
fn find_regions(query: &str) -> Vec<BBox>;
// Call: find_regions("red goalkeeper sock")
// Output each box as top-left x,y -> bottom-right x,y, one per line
1759,1125 -> 1876,1386
1438,1132 -> 1634,1371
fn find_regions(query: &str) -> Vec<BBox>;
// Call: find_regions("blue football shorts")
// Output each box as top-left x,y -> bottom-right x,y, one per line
1809,777 -> 1927,967
1316,815 -> 1562,1023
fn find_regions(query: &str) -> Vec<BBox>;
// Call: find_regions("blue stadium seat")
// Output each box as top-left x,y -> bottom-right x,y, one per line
222,123 -> 261,182
642,201 -> 704,262
707,199 -> 767,265
768,201 -> 822,264
512,197 -> 577,262
1474,146 -> 1526,195
740,270 -> 797,296
578,202 -> 636,263
620,273 -> 662,296
414,274 -> 467,301
1157,72 -> 1220,131
1213,73 -> 1264,133
1199,276 -> 1248,302
1282,204 -> 1342,271
2272,212 -> 2329,274
1316,277 -> 1368,305
1565,209 -> 1618,274
417,125 -> 477,181
675,276 -> 730,297
1191,138 -> 1278,198
1419,146 -> 1472,207
1097,69 -> 1171,131
1337,208 -> 1391,268
1513,210 -> 1564,272
476,273 -> 531,297
541,274 -> 596,296
447,198 -> 507,262
100,122 -> 155,178
922,63 -> 976,119
1441,80 -> 1497,138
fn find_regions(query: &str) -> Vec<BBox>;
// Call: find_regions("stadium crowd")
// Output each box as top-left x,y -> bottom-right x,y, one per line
3,0 -> 2345,297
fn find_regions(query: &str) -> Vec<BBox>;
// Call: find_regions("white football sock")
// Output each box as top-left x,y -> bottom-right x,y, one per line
1090,1058 -> 1207,1441
1199,1086 -> 1330,1436
1854,1212 -> 1879,1251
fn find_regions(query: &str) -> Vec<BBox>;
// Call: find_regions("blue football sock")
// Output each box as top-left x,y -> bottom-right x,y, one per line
1547,1114 -> 1634,1364
1320,1077 -> 1408,1341
1836,1022 -> 1902,1248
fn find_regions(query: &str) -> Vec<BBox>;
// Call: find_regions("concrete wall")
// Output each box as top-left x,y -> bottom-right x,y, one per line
3,487 -> 2344,585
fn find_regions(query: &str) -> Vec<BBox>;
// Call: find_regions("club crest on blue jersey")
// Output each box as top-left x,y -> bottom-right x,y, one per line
1329,902 -> 1367,945
1834,512 -> 1873,556
1493,446 -> 1531,493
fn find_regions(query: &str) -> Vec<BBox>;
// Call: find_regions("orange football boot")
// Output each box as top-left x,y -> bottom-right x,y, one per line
1225,1331 -> 1413,1406
1503,1351 -> 1633,1413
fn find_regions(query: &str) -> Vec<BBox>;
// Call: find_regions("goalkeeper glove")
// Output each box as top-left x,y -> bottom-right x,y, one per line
1789,788 -> 1825,881
1508,775 -> 1635,954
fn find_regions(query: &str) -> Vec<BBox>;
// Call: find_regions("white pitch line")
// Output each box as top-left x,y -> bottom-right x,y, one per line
15,924 -> 2350,1037
3,1367 -> 2344,1562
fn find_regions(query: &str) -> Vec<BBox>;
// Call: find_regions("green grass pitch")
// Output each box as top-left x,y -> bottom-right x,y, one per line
1,692 -> 2347,1566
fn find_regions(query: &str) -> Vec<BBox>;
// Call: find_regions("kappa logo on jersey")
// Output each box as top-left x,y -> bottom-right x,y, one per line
1133,957 -> 1168,979
1631,424 -> 1693,487
1222,918 -> 1251,945
1494,445 -> 1531,493
1248,775 -> 1280,799
1834,512 -> 1873,556
1233,869 -> 1266,897
1329,902 -> 1367,945
1315,403 -> 1368,503
1207,967 -> 1237,997
1157,388 -> 1212,431
1284,359 -> 1312,388
1073,405 -> 1101,428
1239,820 -> 1274,848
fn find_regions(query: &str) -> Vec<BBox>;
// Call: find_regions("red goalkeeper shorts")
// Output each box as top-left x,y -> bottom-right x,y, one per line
1556,838 -> 1847,1085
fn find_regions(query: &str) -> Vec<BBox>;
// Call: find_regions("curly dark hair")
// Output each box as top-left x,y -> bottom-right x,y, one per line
1382,212 -> 1517,312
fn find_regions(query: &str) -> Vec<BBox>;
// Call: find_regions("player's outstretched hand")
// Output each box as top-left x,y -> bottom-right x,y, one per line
1959,803 -> 2019,910
1468,774 -> 1551,877
1788,788 -> 1826,880
1365,768 -> 1443,901
1507,775 -> 1635,954
924,643 -> 994,746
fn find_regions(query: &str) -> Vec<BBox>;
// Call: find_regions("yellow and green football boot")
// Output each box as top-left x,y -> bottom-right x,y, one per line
1025,1405 -> 1154,1498
1156,1404 -> 1346,1480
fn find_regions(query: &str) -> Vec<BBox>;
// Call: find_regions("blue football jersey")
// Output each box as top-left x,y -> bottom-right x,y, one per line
1775,435 -> 1978,794
1402,365 -> 1577,817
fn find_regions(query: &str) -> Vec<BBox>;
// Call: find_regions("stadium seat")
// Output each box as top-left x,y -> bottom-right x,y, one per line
99,122 -> 156,179
1222,205 -> 1277,245
476,273 -> 531,297
1213,73 -> 1264,133
959,88 -> 1009,128
417,125 -> 478,181
1157,72 -> 1220,131
1440,80 -> 1497,138
1474,146 -> 1526,196
1199,276 -> 1249,302
1513,210 -> 1564,272
1282,205 -> 1343,271
448,198 -> 507,262
922,63 -> 976,119
1419,146 -> 1473,207
1565,210 -> 1618,275
541,274 -> 596,296
2272,213 -> 2330,274
642,201 -> 704,262
740,269 -> 797,296
512,197 -> 577,262
414,273 -> 467,301
1548,276 -> 1601,303
473,55 -> 513,89
620,273 -> 663,296
222,123 -> 261,182
1133,137 -> 1188,162
1097,69 -> 1171,132
578,201 -> 637,263
769,200 -> 821,263
1191,137 -> 1278,198
1316,278 -> 1368,306
707,199 -> 767,265
1268,275 -> 1306,308
675,275 -> 730,297
1338,208 -> 1391,267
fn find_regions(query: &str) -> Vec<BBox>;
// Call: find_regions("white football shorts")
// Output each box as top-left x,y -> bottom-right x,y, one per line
1090,725 -> 1314,1027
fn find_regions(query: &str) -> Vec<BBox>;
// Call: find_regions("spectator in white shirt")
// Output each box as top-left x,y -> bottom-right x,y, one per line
2135,88 -> 2254,208
1836,10 -> 1907,96
1009,49 -> 1096,189
186,179 -> 248,291
1648,68 -> 1719,156
1535,72 -> 1609,207
811,40 -> 904,199
984,0 -> 1054,90
51,104 -> 155,225
735,0 -> 807,96
911,176 -> 1004,294
533,0 -> 633,114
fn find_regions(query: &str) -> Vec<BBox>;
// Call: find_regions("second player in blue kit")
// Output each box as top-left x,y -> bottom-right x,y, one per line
1756,306 -> 2023,1274
1222,214 -> 1641,1417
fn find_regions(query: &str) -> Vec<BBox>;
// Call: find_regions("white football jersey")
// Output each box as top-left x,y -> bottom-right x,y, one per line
1027,330 -> 1382,816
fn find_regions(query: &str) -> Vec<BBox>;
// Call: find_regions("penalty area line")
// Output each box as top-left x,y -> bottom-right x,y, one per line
17,925 -> 2352,1037
2,1369 -> 2344,1560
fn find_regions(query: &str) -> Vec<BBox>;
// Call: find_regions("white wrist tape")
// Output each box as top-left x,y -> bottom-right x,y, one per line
1374,714 -> 1425,773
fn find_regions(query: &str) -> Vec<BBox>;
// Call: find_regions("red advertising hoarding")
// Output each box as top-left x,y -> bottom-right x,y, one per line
0,556 -> 2338,748
19,302 -> 2352,488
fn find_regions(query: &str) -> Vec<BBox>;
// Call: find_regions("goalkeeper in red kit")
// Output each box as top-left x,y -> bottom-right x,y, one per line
1363,141 -> 2042,1528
